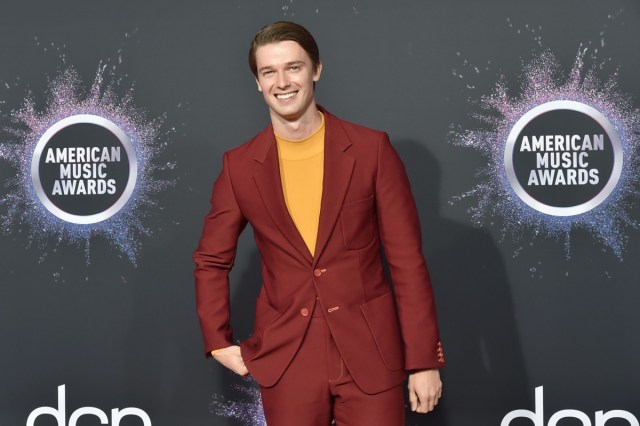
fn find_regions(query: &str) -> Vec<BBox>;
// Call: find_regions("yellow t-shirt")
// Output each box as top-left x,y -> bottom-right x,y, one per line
275,114 -> 325,256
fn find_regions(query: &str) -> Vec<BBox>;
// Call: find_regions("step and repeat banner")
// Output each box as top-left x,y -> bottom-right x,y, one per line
1,1 -> 639,425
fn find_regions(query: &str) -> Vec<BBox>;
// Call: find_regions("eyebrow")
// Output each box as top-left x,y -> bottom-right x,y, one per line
258,61 -> 305,73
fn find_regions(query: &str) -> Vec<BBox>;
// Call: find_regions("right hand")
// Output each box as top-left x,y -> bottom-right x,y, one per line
212,345 -> 249,376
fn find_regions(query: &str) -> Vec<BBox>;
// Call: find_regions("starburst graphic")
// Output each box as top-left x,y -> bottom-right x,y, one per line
451,35 -> 640,260
0,51 -> 172,265
211,378 -> 266,426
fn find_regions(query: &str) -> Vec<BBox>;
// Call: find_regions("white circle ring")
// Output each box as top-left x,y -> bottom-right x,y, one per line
31,114 -> 138,224
504,100 -> 623,217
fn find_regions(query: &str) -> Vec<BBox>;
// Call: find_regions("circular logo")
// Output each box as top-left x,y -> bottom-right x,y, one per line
504,100 -> 622,216
31,115 -> 137,224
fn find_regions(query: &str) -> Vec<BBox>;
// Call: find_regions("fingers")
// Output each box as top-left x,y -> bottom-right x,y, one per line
407,369 -> 442,413
420,392 -> 439,412
235,363 -> 249,376
409,388 -> 418,412
212,345 -> 249,376
233,355 -> 249,376
410,387 -> 439,413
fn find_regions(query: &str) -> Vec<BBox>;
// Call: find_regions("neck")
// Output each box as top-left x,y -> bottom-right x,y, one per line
271,103 -> 322,141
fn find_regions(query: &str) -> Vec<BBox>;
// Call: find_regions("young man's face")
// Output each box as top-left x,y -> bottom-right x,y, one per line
254,40 -> 322,123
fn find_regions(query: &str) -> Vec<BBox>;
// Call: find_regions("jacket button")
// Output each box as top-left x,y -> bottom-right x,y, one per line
313,268 -> 327,277
300,308 -> 309,317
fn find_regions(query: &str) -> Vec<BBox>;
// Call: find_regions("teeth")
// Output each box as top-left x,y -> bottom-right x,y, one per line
276,92 -> 297,100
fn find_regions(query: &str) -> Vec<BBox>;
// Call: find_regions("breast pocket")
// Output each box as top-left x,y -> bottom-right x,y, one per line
340,195 -> 375,250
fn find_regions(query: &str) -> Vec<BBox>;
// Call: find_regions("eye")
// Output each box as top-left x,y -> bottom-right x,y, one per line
262,70 -> 274,77
289,65 -> 300,71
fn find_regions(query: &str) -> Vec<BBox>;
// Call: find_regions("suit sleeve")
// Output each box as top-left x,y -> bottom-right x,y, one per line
374,133 -> 444,370
193,152 -> 248,357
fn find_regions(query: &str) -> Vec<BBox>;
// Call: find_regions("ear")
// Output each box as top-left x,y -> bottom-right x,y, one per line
313,61 -> 323,82
255,77 -> 263,92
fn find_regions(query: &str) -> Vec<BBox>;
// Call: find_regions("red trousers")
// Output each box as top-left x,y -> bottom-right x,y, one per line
260,306 -> 405,426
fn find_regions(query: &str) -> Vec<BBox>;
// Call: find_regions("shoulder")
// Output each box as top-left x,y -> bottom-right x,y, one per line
322,109 -> 390,162
224,124 -> 274,162
324,109 -> 386,141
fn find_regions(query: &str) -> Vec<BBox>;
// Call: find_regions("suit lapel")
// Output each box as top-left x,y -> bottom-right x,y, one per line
252,128 -> 313,264
251,110 -> 355,265
313,112 -> 355,262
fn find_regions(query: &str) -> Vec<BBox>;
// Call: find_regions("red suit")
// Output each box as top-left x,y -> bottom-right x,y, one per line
194,108 -> 444,395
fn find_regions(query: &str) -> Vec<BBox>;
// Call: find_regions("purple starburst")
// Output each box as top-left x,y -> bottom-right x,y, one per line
450,46 -> 640,259
211,378 -> 266,426
0,58 -> 172,265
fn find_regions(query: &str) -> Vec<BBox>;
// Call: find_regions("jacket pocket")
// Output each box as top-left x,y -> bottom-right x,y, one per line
253,296 -> 282,334
360,290 -> 405,371
244,296 -> 282,360
340,195 -> 375,250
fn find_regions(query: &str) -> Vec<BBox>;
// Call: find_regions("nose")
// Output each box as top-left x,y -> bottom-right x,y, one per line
276,71 -> 290,89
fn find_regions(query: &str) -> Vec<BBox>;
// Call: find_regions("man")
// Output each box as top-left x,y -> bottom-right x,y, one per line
194,21 -> 444,425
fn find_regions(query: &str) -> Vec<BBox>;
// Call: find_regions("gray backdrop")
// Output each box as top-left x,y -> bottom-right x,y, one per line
1,0 -> 639,425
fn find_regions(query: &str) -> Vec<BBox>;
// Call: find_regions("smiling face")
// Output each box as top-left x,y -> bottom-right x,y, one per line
254,40 -> 322,126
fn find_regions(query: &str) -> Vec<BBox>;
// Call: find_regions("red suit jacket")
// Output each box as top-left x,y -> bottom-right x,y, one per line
194,108 -> 444,394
